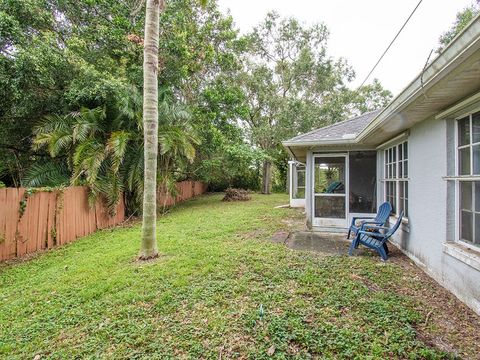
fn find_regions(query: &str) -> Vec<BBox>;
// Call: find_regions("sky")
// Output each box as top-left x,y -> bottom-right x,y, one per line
217,0 -> 475,96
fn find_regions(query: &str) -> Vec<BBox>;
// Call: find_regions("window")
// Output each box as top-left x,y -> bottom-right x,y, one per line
384,141 -> 408,217
456,112 -> 480,246
458,113 -> 480,175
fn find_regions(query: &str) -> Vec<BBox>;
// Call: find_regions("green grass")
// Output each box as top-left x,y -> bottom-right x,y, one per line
0,194 -> 450,359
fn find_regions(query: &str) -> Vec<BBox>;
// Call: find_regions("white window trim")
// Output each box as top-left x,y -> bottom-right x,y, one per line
381,140 -> 409,219
443,242 -> 480,271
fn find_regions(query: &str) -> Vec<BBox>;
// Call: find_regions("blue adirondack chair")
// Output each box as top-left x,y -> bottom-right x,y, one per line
325,181 -> 344,193
347,202 -> 392,239
348,211 -> 404,261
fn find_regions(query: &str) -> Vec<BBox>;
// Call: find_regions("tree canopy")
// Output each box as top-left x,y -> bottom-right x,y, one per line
236,13 -> 392,192
437,1 -> 479,53
0,0 -> 393,207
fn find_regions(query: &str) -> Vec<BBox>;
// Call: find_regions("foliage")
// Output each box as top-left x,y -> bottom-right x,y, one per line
1,0 -> 249,203
0,0 -> 142,185
236,12 -> 392,193
437,1 -> 480,53
0,194 -> 462,358
197,142 -> 265,191
28,89 -> 198,215
0,1 -> 394,198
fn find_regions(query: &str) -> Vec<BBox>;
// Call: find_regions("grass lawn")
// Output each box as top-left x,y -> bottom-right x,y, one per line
0,194 -> 474,359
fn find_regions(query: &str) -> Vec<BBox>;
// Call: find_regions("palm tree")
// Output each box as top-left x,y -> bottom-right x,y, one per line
30,98 -> 142,214
28,95 -> 198,213
157,101 -> 200,210
140,0 -> 164,259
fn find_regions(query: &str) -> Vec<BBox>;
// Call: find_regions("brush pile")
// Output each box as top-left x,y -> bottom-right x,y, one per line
222,188 -> 251,202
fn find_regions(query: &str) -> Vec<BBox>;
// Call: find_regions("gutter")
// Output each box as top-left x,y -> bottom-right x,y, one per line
282,138 -> 357,147
281,14 -> 480,150
356,15 -> 480,142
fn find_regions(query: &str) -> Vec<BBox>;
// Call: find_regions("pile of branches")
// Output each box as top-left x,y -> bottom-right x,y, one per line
222,188 -> 251,202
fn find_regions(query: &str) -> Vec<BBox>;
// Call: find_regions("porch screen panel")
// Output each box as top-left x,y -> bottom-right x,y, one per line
314,156 -> 346,219
315,197 -> 345,218
349,151 -> 377,213
293,164 -> 306,199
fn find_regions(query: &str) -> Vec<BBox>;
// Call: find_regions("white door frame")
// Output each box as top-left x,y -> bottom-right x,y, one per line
312,153 -> 349,228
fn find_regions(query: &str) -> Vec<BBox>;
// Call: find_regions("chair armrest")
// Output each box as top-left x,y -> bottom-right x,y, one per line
351,217 -> 376,228
359,221 -> 385,230
352,216 -> 376,221
363,225 -> 390,231
357,230 -> 387,239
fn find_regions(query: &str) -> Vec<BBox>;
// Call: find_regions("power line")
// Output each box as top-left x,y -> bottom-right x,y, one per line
360,0 -> 424,87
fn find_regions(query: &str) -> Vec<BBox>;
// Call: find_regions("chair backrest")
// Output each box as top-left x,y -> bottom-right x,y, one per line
325,181 -> 342,193
375,202 -> 392,224
386,211 -> 404,237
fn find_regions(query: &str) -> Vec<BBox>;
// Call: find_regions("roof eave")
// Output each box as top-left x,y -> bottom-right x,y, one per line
282,138 -> 358,147
356,14 -> 480,143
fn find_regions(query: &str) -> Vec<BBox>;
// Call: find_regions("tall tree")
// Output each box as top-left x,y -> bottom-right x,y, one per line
239,13 -> 392,194
140,0 -> 163,260
437,1 -> 479,53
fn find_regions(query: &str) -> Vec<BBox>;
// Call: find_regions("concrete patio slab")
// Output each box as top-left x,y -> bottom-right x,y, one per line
286,231 -> 349,255
283,231 -> 369,256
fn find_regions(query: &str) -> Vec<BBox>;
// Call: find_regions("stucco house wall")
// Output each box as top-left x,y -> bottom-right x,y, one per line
384,115 -> 480,313
284,15 -> 480,314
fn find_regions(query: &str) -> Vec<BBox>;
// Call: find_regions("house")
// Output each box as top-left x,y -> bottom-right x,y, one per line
283,15 -> 480,314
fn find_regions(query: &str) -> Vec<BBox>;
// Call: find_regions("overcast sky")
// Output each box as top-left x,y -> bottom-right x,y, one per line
217,0 -> 475,96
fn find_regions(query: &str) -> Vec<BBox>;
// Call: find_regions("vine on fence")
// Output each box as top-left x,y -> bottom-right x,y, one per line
18,186 -> 65,218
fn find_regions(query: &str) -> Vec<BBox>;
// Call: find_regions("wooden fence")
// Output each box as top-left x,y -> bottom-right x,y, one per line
0,186 -> 125,261
157,180 -> 208,207
0,181 -> 207,261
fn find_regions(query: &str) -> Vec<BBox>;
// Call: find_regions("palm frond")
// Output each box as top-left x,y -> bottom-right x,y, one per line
72,139 -> 106,185
106,131 -> 131,173
121,144 -> 144,212
33,114 -> 73,136
48,131 -> 74,157
90,173 -> 124,215
22,161 -> 70,187
33,114 -> 74,156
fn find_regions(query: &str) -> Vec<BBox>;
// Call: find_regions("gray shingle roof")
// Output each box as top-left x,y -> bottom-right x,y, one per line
284,109 -> 382,144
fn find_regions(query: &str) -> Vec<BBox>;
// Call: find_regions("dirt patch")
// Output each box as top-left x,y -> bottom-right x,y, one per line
271,231 -> 290,244
386,246 -> 480,359
132,253 -> 169,266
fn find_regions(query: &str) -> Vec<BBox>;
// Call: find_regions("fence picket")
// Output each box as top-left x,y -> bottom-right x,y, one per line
0,182 -> 206,261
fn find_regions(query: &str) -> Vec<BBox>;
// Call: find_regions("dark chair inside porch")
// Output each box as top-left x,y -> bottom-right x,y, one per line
348,211 -> 404,261
347,201 -> 392,239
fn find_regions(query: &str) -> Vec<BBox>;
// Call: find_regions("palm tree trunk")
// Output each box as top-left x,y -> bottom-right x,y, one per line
140,0 -> 164,259
261,160 -> 271,194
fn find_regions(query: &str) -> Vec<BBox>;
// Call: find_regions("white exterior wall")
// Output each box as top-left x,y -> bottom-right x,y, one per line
381,116 -> 480,314
305,150 -> 313,229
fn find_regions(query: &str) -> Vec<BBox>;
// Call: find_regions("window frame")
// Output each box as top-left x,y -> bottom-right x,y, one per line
382,141 -> 409,219
455,112 -> 480,249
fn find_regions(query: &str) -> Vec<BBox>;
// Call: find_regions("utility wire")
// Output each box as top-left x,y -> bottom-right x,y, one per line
359,0 -> 424,87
